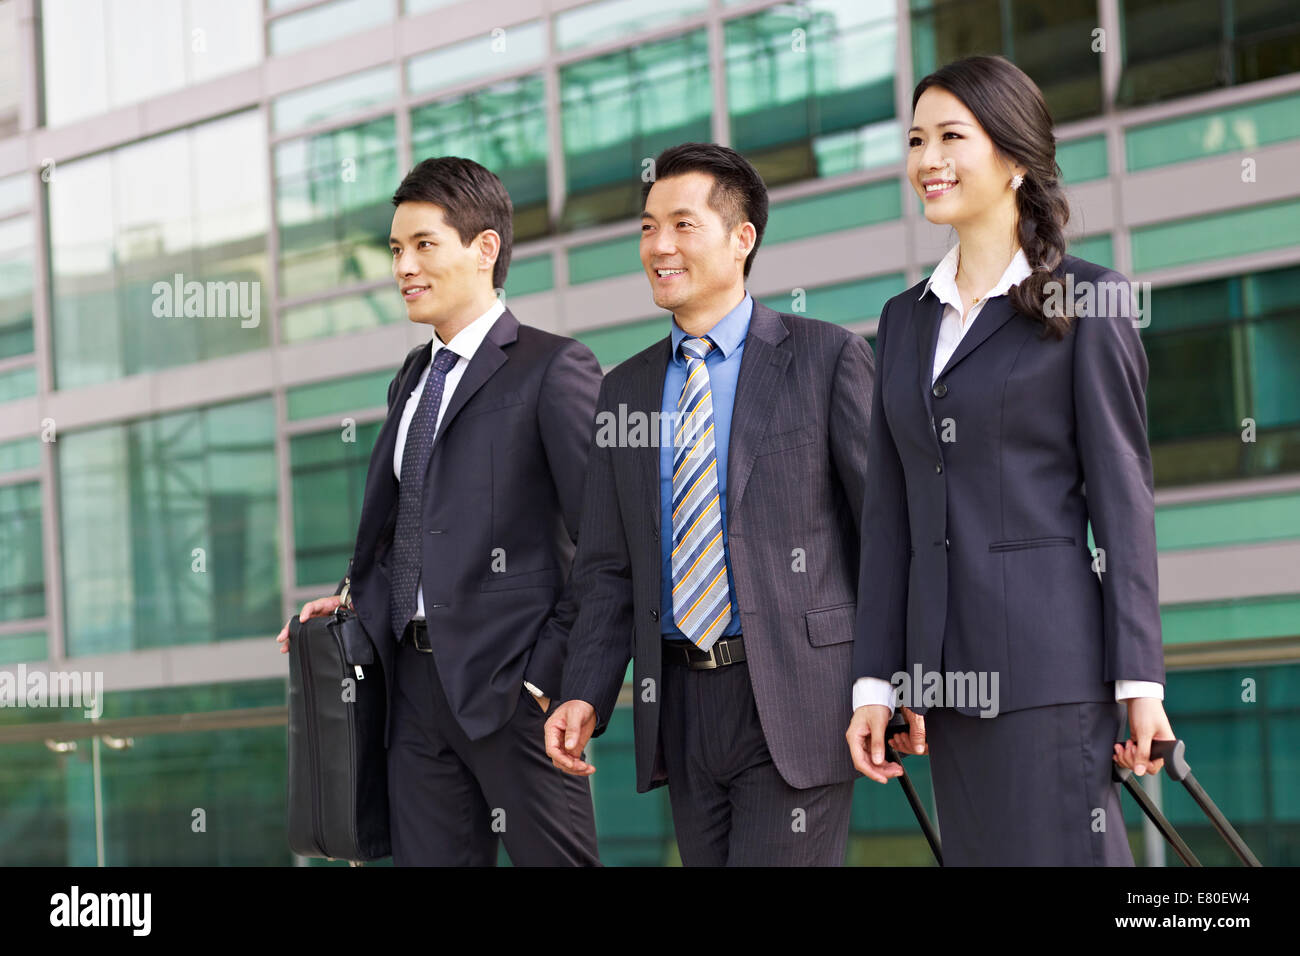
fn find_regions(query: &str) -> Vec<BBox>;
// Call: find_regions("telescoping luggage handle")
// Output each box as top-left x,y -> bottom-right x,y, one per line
1113,738 -> 1261,868
885,722 -> 1261,867
883,712 -> 943,865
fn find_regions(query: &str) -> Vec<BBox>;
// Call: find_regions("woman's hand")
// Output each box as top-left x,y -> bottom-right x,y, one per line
1113,697 -> 1175,776
889,706 -> 927,756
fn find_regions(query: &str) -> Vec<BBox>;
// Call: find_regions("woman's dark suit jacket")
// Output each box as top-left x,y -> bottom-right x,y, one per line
852,254 -> 1165,715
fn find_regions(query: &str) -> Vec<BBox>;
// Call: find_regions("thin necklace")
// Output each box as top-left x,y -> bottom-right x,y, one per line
958,246 -> 1021,304
956,252 -> 983,304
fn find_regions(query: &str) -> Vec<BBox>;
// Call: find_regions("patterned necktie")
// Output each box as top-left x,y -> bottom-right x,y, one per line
389,346 -> 459,642
671,336 -> 733,650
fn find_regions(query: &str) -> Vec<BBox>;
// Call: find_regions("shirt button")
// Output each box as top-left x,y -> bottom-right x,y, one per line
932,383 -> 947,398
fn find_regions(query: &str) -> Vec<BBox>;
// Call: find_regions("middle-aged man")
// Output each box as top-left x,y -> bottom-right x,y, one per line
276,156 -> 602,866
544,143 -> 876,865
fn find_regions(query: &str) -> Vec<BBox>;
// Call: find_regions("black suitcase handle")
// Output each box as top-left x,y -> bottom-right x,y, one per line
1114,738 -> 1261,867
887,724 -> 1262,867
883,712 -> 943,865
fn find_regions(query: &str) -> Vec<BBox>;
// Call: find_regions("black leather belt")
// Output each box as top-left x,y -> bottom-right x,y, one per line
404,619 -> 431,653
662,635 -> 745,669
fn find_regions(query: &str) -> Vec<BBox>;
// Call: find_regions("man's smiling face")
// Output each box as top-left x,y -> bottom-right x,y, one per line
389,200 -> 492,329
640,171 -> 752,320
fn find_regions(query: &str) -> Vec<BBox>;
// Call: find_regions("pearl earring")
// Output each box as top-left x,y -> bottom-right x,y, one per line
1010,173 -> 1024,190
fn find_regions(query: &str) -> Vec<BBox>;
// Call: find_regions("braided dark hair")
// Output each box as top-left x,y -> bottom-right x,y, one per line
913,55 -> 1073,339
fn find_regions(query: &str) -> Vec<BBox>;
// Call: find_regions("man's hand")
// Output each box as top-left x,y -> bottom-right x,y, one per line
545,700 -> 598,776
1114,697 -> 1175,777
274,596 -> 343,654
846,704 -> 905,783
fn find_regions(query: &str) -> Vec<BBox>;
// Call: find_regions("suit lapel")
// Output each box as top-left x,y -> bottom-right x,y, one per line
914,291 -> 1018,418
936,296 -> 1017,381
916,293 -> 943,420
373,340 -> 433,482
636,337 -> 672,535
431,307 -> 518,448
354,341 -> 431,562
727,302 -> 791,521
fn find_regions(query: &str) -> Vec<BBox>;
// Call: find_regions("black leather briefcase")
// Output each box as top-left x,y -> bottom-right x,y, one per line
286,585 -> 391,862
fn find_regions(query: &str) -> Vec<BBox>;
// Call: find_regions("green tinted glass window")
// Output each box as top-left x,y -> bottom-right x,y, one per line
561,31 -> 712,231
911,0 -> 1102,121
49,112 -> 270,388
1118,0 -> 1300,105
58,398 -> 280,656
275,116 -> 399,301
272,66 -> 396,134
0,481 -> 43,622
0,215 -> 33,360
411,76 -> 550,242
281,288 -> 406,344
726,0 -> 897,186
408,22 -> 544,95
291,421 -> 382,586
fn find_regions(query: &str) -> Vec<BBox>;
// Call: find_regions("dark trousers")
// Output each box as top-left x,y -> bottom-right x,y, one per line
926,700 -> 1134,866
387,634 -> 600,866
659,653 -> 853,866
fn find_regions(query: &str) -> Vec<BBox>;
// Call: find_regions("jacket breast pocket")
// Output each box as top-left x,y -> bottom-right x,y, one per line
463,391 -> 524,420
988,535 -> 1076,553
480,566 -> 563,592
805,602 -> 856,647
754,423 -> 815,457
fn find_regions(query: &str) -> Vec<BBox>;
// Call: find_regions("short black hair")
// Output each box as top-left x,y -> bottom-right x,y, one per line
640,143 -> 769,279
391,156 -> 514,290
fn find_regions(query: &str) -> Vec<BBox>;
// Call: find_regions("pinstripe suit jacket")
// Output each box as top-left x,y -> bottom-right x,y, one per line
561,300 -> 875,792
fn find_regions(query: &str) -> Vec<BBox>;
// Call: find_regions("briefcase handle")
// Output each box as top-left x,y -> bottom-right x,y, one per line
336,557 -> 355,610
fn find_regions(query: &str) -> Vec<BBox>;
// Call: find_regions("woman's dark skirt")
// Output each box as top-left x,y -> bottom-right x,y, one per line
926,700 -> 1135,866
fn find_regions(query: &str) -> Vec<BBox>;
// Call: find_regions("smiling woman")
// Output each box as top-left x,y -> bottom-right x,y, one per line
906,57 -> 1071,336
848,55 -> 1174,867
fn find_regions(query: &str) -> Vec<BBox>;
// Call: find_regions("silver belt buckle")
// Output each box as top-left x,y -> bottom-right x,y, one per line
692,640 -> 729,670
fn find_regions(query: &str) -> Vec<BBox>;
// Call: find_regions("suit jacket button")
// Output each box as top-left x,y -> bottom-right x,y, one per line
932,382 -> 947,398
945,538 -> 950,550
650,609 -> 659,621
935,462 -> 943,474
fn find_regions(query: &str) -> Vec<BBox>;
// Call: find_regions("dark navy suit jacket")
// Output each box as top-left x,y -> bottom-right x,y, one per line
341,309 -> 602,745
852,255 -> 1165,715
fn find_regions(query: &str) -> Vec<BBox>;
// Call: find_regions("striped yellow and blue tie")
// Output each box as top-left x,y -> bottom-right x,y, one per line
671,336 -> 733,650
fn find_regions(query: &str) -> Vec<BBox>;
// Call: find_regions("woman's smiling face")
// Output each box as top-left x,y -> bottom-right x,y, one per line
908,85 -> 1024,229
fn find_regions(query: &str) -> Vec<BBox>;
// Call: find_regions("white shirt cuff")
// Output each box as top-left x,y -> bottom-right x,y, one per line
852,676 -> 896,716
523,680 -> 546,699
1115,679 -> 1164,701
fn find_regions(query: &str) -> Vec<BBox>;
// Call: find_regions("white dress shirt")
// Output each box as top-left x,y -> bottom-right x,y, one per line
852,244 -> 1164,715
393,297 -> 505,618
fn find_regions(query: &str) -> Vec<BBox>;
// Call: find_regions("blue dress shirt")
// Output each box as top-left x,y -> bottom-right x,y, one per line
659,292 -> 752,641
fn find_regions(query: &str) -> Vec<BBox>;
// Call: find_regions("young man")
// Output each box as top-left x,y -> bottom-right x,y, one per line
277,156 -> 602,866
544,143 -> 876,865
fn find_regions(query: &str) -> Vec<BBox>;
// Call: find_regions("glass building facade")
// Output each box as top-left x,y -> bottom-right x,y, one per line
0,0 -> 1298,865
